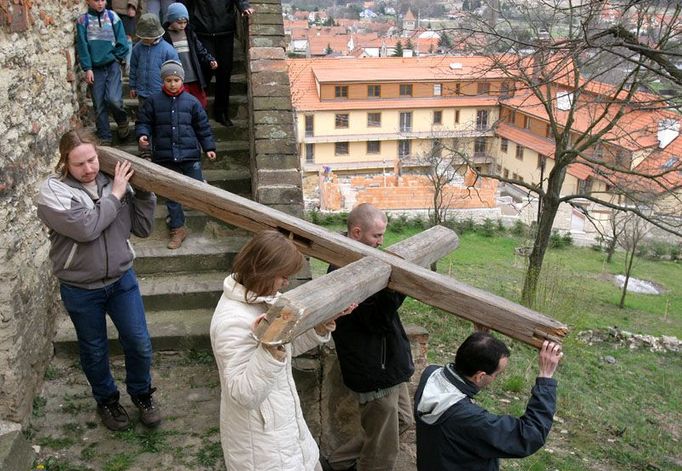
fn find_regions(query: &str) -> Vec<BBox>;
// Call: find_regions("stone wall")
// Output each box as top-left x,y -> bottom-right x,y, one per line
0,0 -> 80,422
242,0 -> 305,217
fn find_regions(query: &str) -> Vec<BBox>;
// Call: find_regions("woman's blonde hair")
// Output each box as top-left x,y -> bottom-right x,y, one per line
56,128 -> 99,178
232,230 -> 304,302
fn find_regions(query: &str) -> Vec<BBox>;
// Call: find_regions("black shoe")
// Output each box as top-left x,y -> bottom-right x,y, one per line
131,387 -> 162,427
97,393 -> 130,431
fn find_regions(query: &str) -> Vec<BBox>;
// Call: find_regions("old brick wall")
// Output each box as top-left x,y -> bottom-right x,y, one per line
319,172 -> 498,212
0,0 -> 80,422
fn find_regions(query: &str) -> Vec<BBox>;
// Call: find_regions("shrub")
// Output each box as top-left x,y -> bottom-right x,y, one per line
549,230 -> 571,249
651,241 -> 669,259
478,218 -> 497,237
510,220 -> 527,237
562,232 -> 573,247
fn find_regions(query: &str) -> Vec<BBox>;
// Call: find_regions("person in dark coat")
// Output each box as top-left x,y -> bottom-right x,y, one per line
326,203 -> 415,471
414,332 -> 563,471
163,2 -> 217,108
136,60 -> 216,250
181,0 -> 254,126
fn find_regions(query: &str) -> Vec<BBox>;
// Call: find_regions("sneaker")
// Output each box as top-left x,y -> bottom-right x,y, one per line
97,393 -> 130,431
131,387 -> 162,427
117,119 -> 130,140
167,226 -> 188,250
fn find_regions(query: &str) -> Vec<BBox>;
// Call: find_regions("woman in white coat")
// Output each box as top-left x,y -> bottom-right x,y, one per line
210,230 -> 354,470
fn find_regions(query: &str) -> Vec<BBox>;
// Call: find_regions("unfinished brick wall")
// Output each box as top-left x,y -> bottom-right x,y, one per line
319,172 -> 498,211
0,0 -> 81,422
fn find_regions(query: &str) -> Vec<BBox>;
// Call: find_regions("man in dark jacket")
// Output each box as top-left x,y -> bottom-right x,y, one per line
414,332 -> 563,471
181,0 -> 254,126
327,203 -> 415,471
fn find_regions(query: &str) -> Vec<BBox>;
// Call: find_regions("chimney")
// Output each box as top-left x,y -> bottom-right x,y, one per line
658,119 -> 680,149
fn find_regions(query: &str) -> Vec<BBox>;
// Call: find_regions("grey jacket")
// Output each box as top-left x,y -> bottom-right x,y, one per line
36,173 -> 156,289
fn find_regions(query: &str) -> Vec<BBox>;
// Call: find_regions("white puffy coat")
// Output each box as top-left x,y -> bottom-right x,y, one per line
210,275 -> 329,470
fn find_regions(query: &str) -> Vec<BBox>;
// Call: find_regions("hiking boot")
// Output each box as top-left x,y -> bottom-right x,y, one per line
117,119 -> 130,140
97,393 -> 130,431
167,226 -> 187,250
131,387 -> 162,427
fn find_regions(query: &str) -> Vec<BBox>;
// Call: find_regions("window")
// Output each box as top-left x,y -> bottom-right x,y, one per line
398,139 -> 411,157
477,82 -> 490,95
578,178 -> 593,195
367,112 -> 381,127
432,139 -> 442,158
537,154 -> 547,170
433,110 -> 443,125
474,137 -> 487,156
335,113 -> 349,128
399,84 -> 413,96
503,168 -> 509,178
593,144 -> 604,160
515,145 -> 524,161
368,85 -> 381,98
508,110 -> 516,124
433,83 -> 442,96
454,110 -> 460,124
455,83 -> 461,95
399,112 -> 412,132
512,172 -> 518,180
305,115 -> 314,137
500,138 -> 508,152
524,116 -> 531,129
335,142 -> 349,155
500,81 -> 512,97
476,110 -> 488,130
615,150 -> 628,167
545,123 -> 551,137
335,86 -> 348,98
367,141 -> 381,154
305,143 -> 314,163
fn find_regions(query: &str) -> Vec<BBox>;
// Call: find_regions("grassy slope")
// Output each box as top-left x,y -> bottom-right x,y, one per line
311,229 -> 682,470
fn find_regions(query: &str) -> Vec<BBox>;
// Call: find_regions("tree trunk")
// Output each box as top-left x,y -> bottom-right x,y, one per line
522,196 -> 559,306
619,243 -> 637,309
606,235 -> 618,263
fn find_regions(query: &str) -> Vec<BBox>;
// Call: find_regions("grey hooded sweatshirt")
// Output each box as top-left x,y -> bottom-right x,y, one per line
36,173 -> 156,289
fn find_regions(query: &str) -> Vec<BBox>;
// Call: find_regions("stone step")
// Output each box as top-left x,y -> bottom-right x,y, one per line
131,233 -> 249,275
122,93 -> 249,120
122,72 -> 248,97
138,270 -> 225,311
110,139 -> 251,170
0,422 -> 34,471
113,118 -> 250,143
53,308 -> 215,356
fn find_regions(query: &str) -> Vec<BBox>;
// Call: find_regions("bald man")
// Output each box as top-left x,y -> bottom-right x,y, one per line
326,203 -> 414,471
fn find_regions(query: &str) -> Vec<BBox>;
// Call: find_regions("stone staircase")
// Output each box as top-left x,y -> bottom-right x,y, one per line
54,41 -> 255,357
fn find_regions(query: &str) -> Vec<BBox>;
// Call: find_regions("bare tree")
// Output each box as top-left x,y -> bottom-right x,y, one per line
451,0 -> 682,306
416,138 -> 470,226
617,213 -> 652,308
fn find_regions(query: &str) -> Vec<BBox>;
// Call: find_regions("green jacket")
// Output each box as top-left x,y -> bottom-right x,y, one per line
76,8 -> 129,70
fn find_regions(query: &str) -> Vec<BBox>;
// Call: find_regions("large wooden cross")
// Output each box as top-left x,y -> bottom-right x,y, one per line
99,149 -> 568,348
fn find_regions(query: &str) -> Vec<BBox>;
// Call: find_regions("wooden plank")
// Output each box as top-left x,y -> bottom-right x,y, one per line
385,225 -> 459,267
254,257 -> 391,344
97,149 -> 568,347
255,227 -> 459,343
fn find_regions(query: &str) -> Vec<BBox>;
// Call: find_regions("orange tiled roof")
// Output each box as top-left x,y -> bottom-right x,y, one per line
284,20 -> 308,30
297,56 -> 504,84
308,35 -> 351,55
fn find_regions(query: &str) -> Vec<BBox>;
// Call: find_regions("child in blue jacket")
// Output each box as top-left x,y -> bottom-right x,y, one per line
136,61 -> 216,250
76,0 -> 130,144
129,13 -> 179,107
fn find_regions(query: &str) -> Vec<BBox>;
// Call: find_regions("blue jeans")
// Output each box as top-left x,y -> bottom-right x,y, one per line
91,61 -> 128,141
60,269 -> 152,404
160,161 -> 204,229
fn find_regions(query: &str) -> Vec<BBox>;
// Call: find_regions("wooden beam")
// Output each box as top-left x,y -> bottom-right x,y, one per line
98,149 -> 568,347
255,226 -> 460,344
254,257 -> 391,344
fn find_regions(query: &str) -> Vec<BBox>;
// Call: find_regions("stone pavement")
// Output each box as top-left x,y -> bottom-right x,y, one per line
29,351 -> 417,470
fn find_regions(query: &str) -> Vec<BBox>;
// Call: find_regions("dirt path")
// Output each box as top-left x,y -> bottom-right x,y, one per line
29,351 -> 417,470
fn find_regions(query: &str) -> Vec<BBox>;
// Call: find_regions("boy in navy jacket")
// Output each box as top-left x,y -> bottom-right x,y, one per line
136,60 -> 216,249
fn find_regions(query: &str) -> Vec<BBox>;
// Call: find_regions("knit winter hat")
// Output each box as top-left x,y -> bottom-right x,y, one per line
137,13 -> 165,39
160,60 -> 185,81
165,3 -> 189,24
